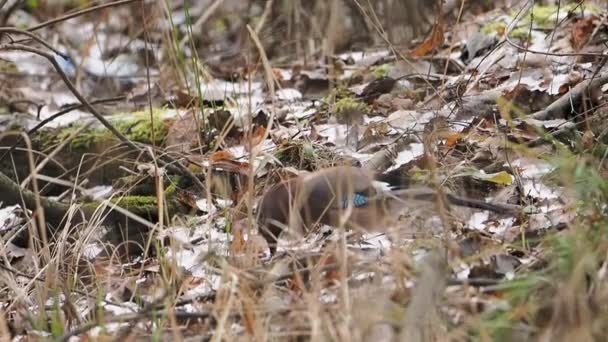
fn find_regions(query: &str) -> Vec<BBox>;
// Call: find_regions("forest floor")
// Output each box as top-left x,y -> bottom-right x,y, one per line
0,1 -> 607,341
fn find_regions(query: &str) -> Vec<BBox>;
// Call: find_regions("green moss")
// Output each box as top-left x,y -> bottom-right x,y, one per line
315,86 -> 359,121
513,3 -> 601,30
324,85 -> 354,104
301,142 -> 317,161
112,110 -> 169,145
0,60 -> 18,73
275,142 -> 307,165
112,196 -> 159,213
56,126 -> 107,150
213,18 -> 228,32
274,141 -> 338,170
81,195 -> 182,223
484,4 -> 601,38
164,178 -> 180,196
53,110 -> 170,151
371,64 -> 390,78
25,0 -> 39,10
334,97 -> 368,114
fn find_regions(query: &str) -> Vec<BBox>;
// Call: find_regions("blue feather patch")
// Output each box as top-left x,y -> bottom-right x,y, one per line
341,193 -> 369,208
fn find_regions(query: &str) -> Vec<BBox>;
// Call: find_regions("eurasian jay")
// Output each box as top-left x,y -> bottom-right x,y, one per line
257,166 -> 519,254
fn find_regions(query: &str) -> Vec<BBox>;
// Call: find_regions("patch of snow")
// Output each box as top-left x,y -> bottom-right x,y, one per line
361,233 -> 392,251
455,264 -> 471,281
185,275 -> 222,297
84,185 -> 114,200
548,73 -> 571,95
104,299 -> 138,315
412,248 -> 429,262
386,110 -> 435,132
338,49 -> 390,65
489,217 -> 517,235
510,158 -> 555,178
276,88 -> 302,101
196,198 -> 217,214
89,323 -> 128,338
82,243 -> 104,259
0,205 -> 22,232
285,104 -> 316,119
320,290 -> 337,304
467,211 -> 490,231
315,123 -> 349,146
387,143 -> 424,171
521,180 -> 560,199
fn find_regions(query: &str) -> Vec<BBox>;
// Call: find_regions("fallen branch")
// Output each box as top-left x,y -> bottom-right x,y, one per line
0,96 -> 125,163
399,250 -> 447,342
530,72 -> 608,120
0,28 -> 204,190
0,169 -> 77,228
28,0 -> 141,32
363,134 -> 416,173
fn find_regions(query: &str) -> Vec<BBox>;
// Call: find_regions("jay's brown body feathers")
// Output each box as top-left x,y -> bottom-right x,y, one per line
257,166 -> 519,254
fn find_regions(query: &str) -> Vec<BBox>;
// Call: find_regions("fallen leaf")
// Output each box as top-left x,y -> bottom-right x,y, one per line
472,170 -> 514,185
210,150 -> 236,162
410,17 -> 445,58
165,109 -> 199,154
243,125 -> 267,151
445,132 -> 465,147
571,15 -> 599,50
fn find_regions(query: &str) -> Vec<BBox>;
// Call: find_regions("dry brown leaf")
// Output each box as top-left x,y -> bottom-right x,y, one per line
176,190 -> 199,209
168,88 -> 199,108
211,159 -> 250,174
409,17 -> 445,58
210,150 -> 236,162
445,132 -> 464,147
243,126 -> 267,151
581,130 -> 595,150
230,219 -> 247,255
571,15 -> 599,50
272,68 -> 284,82
166,109 -> 199,154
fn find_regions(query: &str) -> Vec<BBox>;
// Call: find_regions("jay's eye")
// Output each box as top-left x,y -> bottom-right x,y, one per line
341,193 -> 369,209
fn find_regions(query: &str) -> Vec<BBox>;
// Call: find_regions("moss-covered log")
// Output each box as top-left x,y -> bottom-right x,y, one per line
0,110 -> 177,194
0,168 -> 188,254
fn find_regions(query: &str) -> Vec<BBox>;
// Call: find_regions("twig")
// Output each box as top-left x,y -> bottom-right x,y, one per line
179,0 -> 225,48
530,72 -> 608,120
60,308 -> 213,342
465,1 -> 533,93
211,273 -> 237,342
27,0 -> 141,32
20,121 -> 93,188
31,98 -> 124,138
0,30 -> 204,189
0,27 -> 67,57
0,42 -> 133,146
254,0 -> 274,34
350,0 -> 445,105
362,134 -> 415,172
399,250 -> 447,342
0,0 -> 21,26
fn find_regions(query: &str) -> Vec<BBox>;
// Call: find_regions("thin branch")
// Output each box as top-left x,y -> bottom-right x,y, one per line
0,96 -> 124,166
27,0 -> 141,32
530,72 -> 608,120
0,29 -> 204,189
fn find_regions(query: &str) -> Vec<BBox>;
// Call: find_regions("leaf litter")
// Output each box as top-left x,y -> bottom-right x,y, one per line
0,0 -> 607,340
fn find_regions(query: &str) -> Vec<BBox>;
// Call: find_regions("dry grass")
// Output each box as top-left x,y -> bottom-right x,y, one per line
0,1 -> 607,341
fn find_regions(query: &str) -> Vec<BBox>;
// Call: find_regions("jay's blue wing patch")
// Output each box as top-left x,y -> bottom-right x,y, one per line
340,192 -> 369,209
